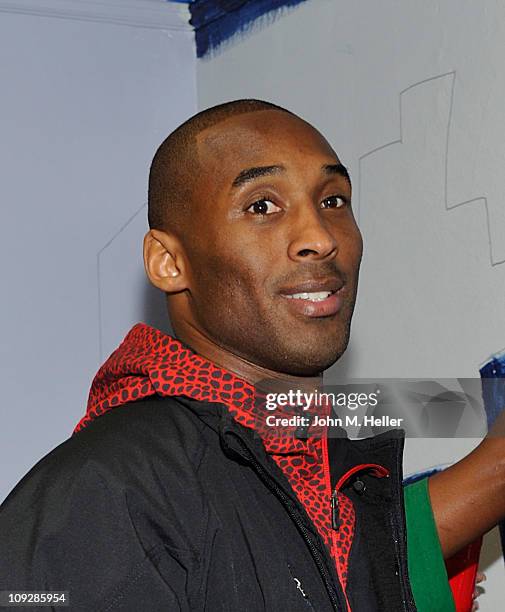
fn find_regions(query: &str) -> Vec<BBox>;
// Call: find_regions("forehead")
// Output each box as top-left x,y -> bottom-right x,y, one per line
195,110 -> 340,183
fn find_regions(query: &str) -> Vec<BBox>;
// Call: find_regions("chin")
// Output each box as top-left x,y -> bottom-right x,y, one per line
284,352 -> 345,377
274,335 -> 350,377
291,323 -> 351,373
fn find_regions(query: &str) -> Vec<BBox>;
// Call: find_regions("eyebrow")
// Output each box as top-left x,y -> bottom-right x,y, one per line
230,163 -> 351,189
323,163 -> 351,183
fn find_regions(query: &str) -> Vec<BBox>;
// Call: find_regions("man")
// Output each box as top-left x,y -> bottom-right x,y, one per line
0,100 -> 501,610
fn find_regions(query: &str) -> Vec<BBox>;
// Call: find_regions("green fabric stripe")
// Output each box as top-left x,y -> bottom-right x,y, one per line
404,478 -> 456,612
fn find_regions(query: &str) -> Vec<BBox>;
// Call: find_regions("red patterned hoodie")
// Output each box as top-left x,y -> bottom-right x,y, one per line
77,322 -> 356,600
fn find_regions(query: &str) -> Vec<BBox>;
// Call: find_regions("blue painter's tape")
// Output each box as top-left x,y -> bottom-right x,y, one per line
189,0 -> 308,57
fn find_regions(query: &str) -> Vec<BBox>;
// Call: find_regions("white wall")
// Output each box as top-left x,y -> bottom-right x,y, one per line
1,0 -> 502,604
197,0 -> 505,607
0,0 -> 196,500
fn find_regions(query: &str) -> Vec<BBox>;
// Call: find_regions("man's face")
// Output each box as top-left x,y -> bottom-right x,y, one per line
178,110 -> 363,376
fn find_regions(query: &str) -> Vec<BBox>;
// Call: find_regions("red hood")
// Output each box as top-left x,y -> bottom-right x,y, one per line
77,322 -> 326,452
76,322 -> 255,433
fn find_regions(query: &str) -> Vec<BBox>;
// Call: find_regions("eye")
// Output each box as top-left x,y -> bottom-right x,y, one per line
321,195 -> 348,209
246,198 -> 282,216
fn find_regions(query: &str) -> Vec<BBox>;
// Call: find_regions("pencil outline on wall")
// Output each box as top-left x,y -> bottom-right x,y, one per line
358,70 -> 504,268
96,202 -> 147,363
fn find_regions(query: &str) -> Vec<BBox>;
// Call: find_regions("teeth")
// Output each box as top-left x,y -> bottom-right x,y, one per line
284,291 -> 332,301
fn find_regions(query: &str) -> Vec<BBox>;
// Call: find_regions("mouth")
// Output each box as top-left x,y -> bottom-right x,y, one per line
283,290 -> 335,302
279,279 -> 345,318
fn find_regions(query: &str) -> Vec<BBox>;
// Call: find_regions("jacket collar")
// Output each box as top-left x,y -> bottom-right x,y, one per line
76,323 -> 326,456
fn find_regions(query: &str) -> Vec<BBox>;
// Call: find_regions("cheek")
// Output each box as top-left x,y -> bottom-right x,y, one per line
354,227 -> 364,259
191,249 -> 269,315
206,231 -> 274,287
339,227 -> 363,269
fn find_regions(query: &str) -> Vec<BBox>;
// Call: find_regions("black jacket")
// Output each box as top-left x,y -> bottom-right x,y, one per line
0,395 -> 416,611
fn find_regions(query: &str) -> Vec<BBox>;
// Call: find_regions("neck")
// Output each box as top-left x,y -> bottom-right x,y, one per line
173,322 -> 323,391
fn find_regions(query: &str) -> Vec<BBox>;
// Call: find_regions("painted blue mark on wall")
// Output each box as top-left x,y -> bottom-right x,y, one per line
480,350 -> 505,429
182,0 -> 308,58
480,351 -> 505,564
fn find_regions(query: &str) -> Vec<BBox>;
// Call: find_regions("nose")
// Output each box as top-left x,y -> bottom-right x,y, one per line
287,204 -> 338,262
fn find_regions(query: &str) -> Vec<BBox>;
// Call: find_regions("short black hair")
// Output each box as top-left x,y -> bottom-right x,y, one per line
147,99 -> 295,234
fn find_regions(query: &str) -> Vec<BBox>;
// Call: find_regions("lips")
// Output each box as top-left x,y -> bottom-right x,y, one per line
279,278 -> 344,296
279,278 -> 345,318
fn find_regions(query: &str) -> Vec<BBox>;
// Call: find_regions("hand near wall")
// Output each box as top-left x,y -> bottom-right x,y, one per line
429,410 -> 505,558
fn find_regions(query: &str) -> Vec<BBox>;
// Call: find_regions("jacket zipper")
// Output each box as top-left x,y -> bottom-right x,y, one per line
322,430 -> 352,612
331,490 -> 340,530
390,442 -> 417,612
390,509 -> 414,611
230,434 -> 347,612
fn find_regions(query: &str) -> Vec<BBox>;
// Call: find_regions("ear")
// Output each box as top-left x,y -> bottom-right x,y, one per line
143,229 -> 188,293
